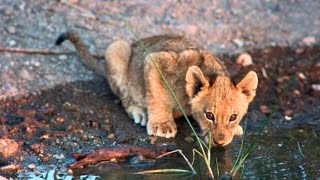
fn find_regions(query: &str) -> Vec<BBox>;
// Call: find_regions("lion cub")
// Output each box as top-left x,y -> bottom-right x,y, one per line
56,32 -> 258,146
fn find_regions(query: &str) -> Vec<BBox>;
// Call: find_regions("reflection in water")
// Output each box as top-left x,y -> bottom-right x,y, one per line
16,128 -> 320,179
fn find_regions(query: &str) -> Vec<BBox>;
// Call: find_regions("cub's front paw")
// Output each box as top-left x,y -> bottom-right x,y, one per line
234,125 -> 243,136
147,121 -> 177,138
127,105 -> 147,126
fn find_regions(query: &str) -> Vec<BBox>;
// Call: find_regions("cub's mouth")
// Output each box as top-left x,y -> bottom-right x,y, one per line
204,132 -> 234,147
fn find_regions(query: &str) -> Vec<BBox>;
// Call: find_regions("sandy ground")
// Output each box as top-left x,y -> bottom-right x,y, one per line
0,0 -> 319,98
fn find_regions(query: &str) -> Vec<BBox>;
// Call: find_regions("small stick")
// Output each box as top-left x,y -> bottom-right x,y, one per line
0,46 -> 103,59
0,47 -> 74,55
69,145 -> 177,169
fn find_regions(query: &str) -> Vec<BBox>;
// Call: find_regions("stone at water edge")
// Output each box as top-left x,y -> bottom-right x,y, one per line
0,138 -> 19,157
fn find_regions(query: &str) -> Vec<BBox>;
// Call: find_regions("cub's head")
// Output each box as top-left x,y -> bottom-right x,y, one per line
186,65 -> 258,147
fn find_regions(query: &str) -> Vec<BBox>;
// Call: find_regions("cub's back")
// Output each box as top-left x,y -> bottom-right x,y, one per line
132,35 -> 197,54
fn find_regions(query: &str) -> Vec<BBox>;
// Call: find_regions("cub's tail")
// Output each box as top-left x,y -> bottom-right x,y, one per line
55,32 -> 106,77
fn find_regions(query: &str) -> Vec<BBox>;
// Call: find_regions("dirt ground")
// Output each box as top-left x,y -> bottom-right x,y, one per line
0,0 -> 319,178
1,45 -> 319,177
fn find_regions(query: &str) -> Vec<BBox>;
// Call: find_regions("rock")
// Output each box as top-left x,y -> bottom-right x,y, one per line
63,102 -> 80,111
107,133 -> 115,139
284,116 -> 292,121
110,158 -> 117,162
32,61 -> 41,67
295,47 -> 305,54
184,136 -> 194,142
8,40 -> 16,47
130,155 -> 146,165
6,26 -> 16,34
259,105 -> 271,114
28,164 -> 36,170
297,72 -> 307,80
284,109 -> 293,117
302,36 -> 316,46
56,117 -> 65,123
19,68 -> 34,81
58,55 -> 68,60
293,89 -> 301,96
67,169 -> 73,175
41,135 -> 50,140
186,25 -> 198,35
53,154 -> 65,159
148,136 -> 158,144
311,84 -> 320,91
4,9 -> 14,16
0,138 -> 19,157
236,53 -> 253,67
232,38 -> 244,48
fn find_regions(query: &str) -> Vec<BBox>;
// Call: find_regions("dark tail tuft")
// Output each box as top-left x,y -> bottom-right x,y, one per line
55,33 -> 68,46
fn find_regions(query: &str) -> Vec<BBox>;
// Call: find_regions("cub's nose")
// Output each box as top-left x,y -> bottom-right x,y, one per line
213,133 -> 227,146
213,139 -> 227,146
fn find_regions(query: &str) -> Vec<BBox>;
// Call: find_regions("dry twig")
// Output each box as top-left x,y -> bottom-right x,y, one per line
0,47 -> 74,55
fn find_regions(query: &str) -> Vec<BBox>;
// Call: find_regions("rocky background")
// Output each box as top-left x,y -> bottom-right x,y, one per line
0,0 -> 319,98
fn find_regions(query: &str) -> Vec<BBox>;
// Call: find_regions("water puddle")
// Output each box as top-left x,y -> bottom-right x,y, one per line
16,127 -> 319,179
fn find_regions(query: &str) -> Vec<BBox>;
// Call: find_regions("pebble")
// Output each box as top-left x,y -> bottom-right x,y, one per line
4,9 -> 14,16
297,72 -> 307,80
184,136 -> 194,142
32,61 -> 41,67
9,40 -> 16,46
293,89 -> 301,96
7,26 -> 16,34
295,47 -> 305,54
302,36 -> 316,46
67,169 -> 73,175
311,84 -> 320,91
284,115 -> 292,121
107,133 -> 115,139
186,25 -> 198,35
19,68 -> 34,81
0,138 -> 19,157
81,134 -> 89,141
58,55 -> 68,60
130,155 -> 146,165
284,109 -> 293,117
63,102 -> 80,111
236,53 -> 253,67
56,117 -> 65,123
53,154 -> 65,159
259,105 -> 271,114
28,164 -> 36,170
90,121 -> 99,128
148,136 -> 158,144
232,38 -> 245,48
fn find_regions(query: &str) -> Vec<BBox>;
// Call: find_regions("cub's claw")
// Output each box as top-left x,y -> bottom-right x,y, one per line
147,121 -> 177,138
127,106 -> 147,126
234,125 -> 243,136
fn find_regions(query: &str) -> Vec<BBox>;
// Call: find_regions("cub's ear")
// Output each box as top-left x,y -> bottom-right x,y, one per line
236,71 -> 258,102
186,66 -> 209,98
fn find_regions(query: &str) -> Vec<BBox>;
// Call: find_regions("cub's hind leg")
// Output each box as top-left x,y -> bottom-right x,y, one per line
105,40 -> 147,126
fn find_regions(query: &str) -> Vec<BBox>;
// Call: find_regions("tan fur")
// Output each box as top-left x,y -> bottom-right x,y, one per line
56,33 -> 258,146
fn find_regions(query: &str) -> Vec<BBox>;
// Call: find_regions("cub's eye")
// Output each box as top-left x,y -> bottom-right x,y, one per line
205,112 -> 215,121
229,114 -> 238,122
